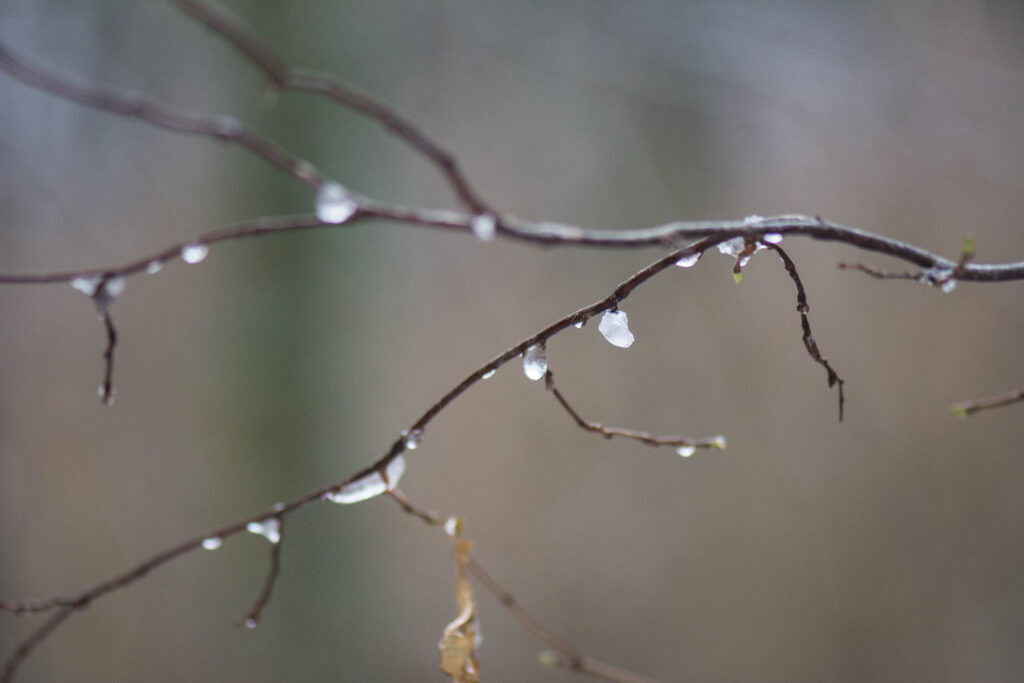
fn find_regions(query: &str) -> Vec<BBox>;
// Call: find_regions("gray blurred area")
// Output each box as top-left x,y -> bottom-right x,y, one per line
2,1 -> 1024,681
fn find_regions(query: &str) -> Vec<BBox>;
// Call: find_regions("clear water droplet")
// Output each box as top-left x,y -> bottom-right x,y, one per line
717,237 -> 746,257
444,516 -> 461,537
763,232 -> 783,244
324,456 -> 407,504
202,536 -> 223,550
403,429 -> 423,450
71,275 -> 101,297
941,279 -> 956,293
101,276 -> 126,302
522,344 -> 547,381
316,181 -> 358,224
598,310 -> 635,348
246,517 -> 280,544
572,320 -> 585,329
676,445 -> 696,458
181,243 -> 209,265
146,260 -> 164,274
743,214 -> 764,225
675,252 -> 700,268
482,369 -> 496,379
471,213 -> 496,241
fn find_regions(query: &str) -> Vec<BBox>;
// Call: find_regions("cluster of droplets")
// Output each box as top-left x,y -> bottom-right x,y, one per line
246,517 -> 281,544
921,265 -> 957,293
323,455 -> 407,504
71,274 -> 126,307
676,435 -> 727,458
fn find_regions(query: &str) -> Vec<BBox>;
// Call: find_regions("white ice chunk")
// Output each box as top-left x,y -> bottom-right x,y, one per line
471,213 -> 496,241
675,252 -> 700,268
522,344 -> 547,381
316,181 -> 358,224
181,243 -> 209,264
324,455 -> 407,504
246,517 -> 280,544
598,310 -> 635,348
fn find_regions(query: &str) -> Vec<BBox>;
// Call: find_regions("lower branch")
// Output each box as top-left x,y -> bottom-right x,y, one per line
951,387 -> 1024,417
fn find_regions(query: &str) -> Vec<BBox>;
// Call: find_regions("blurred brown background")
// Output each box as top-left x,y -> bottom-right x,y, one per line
2,1 -> 1024,681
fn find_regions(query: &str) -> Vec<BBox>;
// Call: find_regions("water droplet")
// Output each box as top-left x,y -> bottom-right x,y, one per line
598,310 -> 635,348
941,279 -> 956,293
739,255 -> 751,268
181,243 -> 209,265
315,181 -> 358,224
324,456 -> 407,504
717,237 -> 746,258
403,429 -> 423,450
214,116 -> 242,137
246,517 -> 280,544
711,435 -> 727,450
244,618 -> 258,629
98,384 -> 115,405
763,232 -> 783,244
101,276 -> 126,302
71,275 -> 101,297
675,252 -> 700,268
471,213 -> 496,241
743,214 -> 764,225
444,516 -> 462,537
676,445 -> 696,457
482,369 -> 496,379
146,260 -> 164,274
522,344 -> 547,381
572,320 -> 585,329
202,537 -> 223,550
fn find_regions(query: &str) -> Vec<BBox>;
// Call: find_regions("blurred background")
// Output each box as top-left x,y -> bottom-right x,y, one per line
2,1 -> 1024,681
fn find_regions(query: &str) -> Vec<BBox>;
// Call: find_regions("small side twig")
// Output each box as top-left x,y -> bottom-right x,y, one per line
1,609 -> 73,683
768,244 -> 845,421
951,387 -> 1024,417
98,307 -> 117,405
238,518 -> 284,628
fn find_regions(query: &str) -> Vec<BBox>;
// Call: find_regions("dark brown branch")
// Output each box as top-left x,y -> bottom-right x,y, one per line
98,307 -> 117,406
767,244 -> 845,421
1,609 -> 72,683
544,370 -> 725,452
169,0 -> 491,214
0,42 -> 325,190
238,518 -> 284,629
951,387 -> 1024,417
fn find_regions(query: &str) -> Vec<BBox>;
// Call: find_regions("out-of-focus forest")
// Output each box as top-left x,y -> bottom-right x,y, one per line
2,1 -> 1024,681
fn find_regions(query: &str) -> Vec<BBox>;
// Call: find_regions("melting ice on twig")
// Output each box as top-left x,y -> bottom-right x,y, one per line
522,344 -> 547,381
598,309 -> 635,348
471,213 -> 497,241
323,455 -> 407,504
675,252 -> 700,268
315,181 -> 358,224
403,428 -> 423,450
676,445 -> 696,458
202,537 -> 223,550
717,237 -> 746,258
181,243 -> 209,265
246,517 -> 280,544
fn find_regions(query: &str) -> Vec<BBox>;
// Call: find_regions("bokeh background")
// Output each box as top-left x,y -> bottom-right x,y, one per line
3,1 -> 1024,681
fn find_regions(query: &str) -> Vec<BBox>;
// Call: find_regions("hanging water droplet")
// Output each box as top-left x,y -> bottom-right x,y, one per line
246,517 -> 280,544
717,237 -> 745,257
763,232 -> 783,244
315,181 -> 358,224
99,276 -> 126,304
743,214 -> 764,225
444,516 -> 462,537
98,384 -> 115,405
941,279 -> 956,293
739,255 -> 751,268
598,310 -> 635,348
243,618 -> 258,629
482,369 -> 496,379
676,445 -> 696,458
471,213 -> 497,241
522,344 -> 547,381
181,243 -> 209,265
324,455 -> 407,504
403,428 -> 423,450
675,252 -> 700,268
71,275 -> 101,297
202,536 -> 223,550
572,320 -> 585,329
146,260 -> 164,274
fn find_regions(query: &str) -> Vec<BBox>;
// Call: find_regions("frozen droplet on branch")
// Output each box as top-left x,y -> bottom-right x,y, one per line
482,369 -> 496,379
403,429 -> 423,450
522,344 -> 547,381
146,260 -> 164,274
598,310 -> 635,348
676,445 -> 696,458
444,516 -> 462,537
246,517 -> 280,544
763,233 -> 783,244
181,243 -> 209,265
572,320 -> 585,329
471,213 -> 496,241
324,456 -> 407,504
102,276 -> 125,301
202,537 -> 223,550
941,279 -> 956,293
316,181 -> 358,224
743,214 -> 764,225
717,237 -> 746,258
675,252 -> 700,268
71,275 -> 101,297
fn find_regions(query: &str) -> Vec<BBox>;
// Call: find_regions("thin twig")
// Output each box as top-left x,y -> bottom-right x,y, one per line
767,244 -> 845,421
1,609 -> 73,683
544,370 -> 724,451
238,519 -> 284,628
837,262 -> 920,280
98,307 -> 117,405
951,387 -> 1024,417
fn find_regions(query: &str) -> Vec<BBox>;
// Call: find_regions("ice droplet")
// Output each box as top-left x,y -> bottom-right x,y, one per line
743,214 -> 764,225
315,181 -> 358,224
763,232 -> 783,244
941,279 -> 956,293
202,536 -> 223,550
444,516 -> 462,537
482,368 -> 496,379
675,252 -> 700,268
181,243 -> 209,265
243,618 -> 258,629
717,237 -> 746,257
522,344 -> 547,381
71,275 -> 101,297
598,310 -> 635,348
573,319 -> 585,329
676,445 -> 696,458
471,213 -> 496,241
324,456 -> 407,504
403,429 -> 423,450
102,276 -> 126,301
246,517 -> 280,544
146,260 -> 164,274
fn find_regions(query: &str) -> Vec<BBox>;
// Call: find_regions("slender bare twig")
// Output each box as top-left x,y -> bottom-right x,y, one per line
544,370 -> 724,451
168,0 -> 491,214
766,244 -> 845,421
837,262 -> 920,280
1,609 -> 72,683
239,519 -> 284,628
951,387 -> 1024,417
97,307 -> 117,405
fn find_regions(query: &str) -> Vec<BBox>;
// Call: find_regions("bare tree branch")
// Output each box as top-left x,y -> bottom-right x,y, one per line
951,387 -> 1024,417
